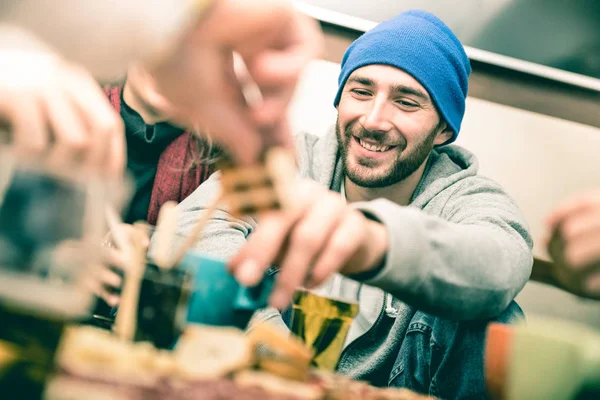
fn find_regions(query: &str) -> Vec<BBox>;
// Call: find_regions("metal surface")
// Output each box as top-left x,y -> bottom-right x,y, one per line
294,0 -> 600,91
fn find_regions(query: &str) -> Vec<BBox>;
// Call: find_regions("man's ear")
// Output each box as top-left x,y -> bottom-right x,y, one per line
433,121 -> 454,145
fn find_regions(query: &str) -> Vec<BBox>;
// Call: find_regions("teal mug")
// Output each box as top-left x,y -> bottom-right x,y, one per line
180,252 -> 277,329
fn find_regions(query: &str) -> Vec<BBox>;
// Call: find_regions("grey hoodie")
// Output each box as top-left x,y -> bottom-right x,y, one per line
176,127 -> 533,384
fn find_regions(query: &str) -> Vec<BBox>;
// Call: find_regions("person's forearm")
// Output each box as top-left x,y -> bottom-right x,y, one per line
172,172 -> 257,261
529,258 -> 559,286
353,199 -> 533,321
0,0 -> 214,81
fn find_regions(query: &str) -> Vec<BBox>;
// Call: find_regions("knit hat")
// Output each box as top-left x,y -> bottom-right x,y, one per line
334,10 -> 471,144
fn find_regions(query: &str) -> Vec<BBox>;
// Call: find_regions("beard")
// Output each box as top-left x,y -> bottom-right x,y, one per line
336,119 -> 439,188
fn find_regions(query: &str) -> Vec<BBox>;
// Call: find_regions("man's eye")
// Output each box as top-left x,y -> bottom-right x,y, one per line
351,89 -> 371,96
396,100 -> 418,108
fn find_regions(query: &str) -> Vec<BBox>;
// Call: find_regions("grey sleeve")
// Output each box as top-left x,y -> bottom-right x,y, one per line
353,178 -> 533,321
174,171 -> 257,261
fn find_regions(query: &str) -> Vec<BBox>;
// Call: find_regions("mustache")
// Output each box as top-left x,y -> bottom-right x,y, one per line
344,124 -> 404,148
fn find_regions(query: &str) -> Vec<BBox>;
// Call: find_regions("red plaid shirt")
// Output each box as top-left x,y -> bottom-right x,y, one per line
105,86 -> 214,225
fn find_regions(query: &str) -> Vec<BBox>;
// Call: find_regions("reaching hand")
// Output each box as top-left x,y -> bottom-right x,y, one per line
149,0 -> 323,164
0,48 -> 125,177
546,190 -> 600,299
228,180 -> 388,309
86,224 -> 150,307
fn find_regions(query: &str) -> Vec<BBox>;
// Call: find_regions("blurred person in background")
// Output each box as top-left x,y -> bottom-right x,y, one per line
92,64 -> 224,309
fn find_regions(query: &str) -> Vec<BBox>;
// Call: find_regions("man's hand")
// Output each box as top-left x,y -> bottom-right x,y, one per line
85,224 -> 150,307
546,190 -> 600,299
0,49 -> 125,177
150,0 -> 323,164
228,180 -> 388,309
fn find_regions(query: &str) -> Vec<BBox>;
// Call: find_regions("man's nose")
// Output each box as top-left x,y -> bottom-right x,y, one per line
361,98 -> 393,133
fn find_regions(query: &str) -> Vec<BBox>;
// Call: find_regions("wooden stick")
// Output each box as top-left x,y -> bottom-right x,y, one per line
113,225 -> 146,341
151,201 -> 179,269
171,191 -> 224,265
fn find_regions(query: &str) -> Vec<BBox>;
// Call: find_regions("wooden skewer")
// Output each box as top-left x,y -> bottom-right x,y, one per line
170,191 -> 224,265
113,225 -> 147,342
151,201 -> 179,269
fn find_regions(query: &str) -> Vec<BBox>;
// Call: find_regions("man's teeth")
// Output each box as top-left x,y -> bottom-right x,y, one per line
359,138 -> 390,152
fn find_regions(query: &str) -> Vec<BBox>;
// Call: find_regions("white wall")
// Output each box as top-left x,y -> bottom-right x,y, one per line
289,60 -> 600,327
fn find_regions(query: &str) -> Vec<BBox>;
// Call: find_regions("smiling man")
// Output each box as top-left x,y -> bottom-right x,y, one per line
177,10 -> 533,399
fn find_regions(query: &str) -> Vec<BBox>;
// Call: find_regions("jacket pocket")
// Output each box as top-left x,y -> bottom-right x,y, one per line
388,320 -> 435,395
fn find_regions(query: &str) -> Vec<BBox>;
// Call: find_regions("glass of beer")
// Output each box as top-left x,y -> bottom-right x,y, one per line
289,289 -> 359,371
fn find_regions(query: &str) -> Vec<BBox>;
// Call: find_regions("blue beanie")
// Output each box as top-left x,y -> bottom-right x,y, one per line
334,10 -> 471,144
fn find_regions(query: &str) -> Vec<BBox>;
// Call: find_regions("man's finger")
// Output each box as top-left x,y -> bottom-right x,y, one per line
197,94 -> 261,165
245,13 -> 321,78
1,97 -> 48,155
106,126 -> 126,179
44,88 -> 89,167
547,192 -> 600,228
307,210 -> 366,288
104,248 -> 129,272
229,211 -> 295,286
82,273 -> 120,307
97,265 -> 123,289
564,236 -> 600,269
65,66 -> 124,175
270,193 -> 346,308
249,87 -> 296,128
560,211 -> 600,243
256,117 -> 294,154
229,180 -> 317,284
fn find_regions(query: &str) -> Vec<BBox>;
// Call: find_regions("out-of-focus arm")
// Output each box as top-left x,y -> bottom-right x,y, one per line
0,0 -> 214,82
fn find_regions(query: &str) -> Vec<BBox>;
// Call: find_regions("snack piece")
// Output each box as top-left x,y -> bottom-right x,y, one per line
308,370 -> 373,400
57,326 -> 174,387
374,388 -> 437,400
248,322 -> 313,381
174,324 -> 252,380
44,376 -> 135,400
218,148 -> 297,217
234,370 -> 323,400
52,324 -> 436,400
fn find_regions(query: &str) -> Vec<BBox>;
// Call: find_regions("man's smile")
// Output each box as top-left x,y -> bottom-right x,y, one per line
351,135 -> 398,158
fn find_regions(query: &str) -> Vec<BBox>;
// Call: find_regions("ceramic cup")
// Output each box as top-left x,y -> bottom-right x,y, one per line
181,252 -> 277,329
